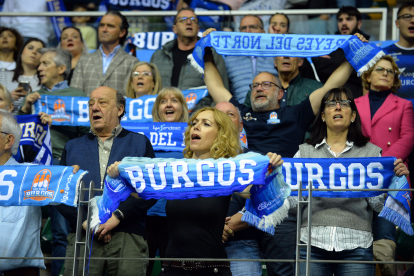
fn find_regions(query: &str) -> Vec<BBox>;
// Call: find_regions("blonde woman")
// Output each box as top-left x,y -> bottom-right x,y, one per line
126,62 -> 162,98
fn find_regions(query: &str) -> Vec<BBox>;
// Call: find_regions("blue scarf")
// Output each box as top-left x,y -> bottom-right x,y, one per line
14,115 -> 53,165
189,33 -> 384,76
0,165 -> 87,207
92,155 -> 413,236
46,0 -> 72,40
32,89 -> 209,126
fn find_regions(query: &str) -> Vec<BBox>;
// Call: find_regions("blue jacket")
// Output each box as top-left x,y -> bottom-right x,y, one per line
56,128 -> 156,237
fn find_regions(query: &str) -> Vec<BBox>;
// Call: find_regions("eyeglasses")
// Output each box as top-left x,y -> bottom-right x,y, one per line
239,24 -> 263,32
325,100 -> 352,109
176,16 -> 198,24
249,81 -> 280,91
373,66 -> 396,76
397,14 -> 414,21
131,71 -> 152,78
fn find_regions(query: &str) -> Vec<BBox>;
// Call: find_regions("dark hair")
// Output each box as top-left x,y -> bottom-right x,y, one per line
269,13 -> 290,31
104,11 -> 129,45
60,26 -> 84,43
12,38 -> 45,83
174,7 -> 197,24
241,14 -> 264,30
397,2 -> 414,17
336,6 -> 362,22
116,90 -> 126,120
307,87 -> 369,147
0,27 -> 24,62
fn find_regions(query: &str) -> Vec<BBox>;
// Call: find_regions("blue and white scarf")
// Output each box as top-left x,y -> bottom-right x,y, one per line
0,165 -> 87,207
189,33 -> 384,76
14,115 -> 53,165
93,155 -> 413,235
46,0 -> 72,40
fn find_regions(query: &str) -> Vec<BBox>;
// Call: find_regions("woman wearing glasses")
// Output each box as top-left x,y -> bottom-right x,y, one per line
295,86 -> 408,276
355,56 -> 414,273
126,61 -> 162,98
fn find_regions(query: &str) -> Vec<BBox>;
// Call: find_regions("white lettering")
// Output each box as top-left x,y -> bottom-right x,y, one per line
0,170 -> 16,200
238,159 -> 256,185
133,33 -> 146,48
78,101 -> 89,122
129,99 -> 143,120
329,163 -> 346,190
367,162 -> 383,189
305,163 -> 326,189
158,132 -> 167,146
197,161 -> 215,186
171,161 -> 194,188
125,166 -> 146,193
348,163 -> 365,190
218,160 -> 236,186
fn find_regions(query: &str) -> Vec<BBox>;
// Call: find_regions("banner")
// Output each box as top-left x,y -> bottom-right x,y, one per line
14,115 -> 53,165
46,0 -> 72,40
32,89 -> 209,126
0,165 -> 87,207
190,33 -> 385,76
92,155 -> 412,235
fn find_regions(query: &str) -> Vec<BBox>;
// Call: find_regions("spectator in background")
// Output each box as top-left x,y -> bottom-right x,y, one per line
71,4 -> 98,50
0,27 -> 24,91
0,0 -> 54,46
300,6 -> 369,99
268,13 -> 289,34
126,62 -> 162,98
71,11 -> 139,96
7,38 -> 45,114
224,15 -> 278,104
145,86 -> 188,276
150,7 -> 229,108
356,56 -> 414,276
306,0 -> 337,35
59,26 -> 89,84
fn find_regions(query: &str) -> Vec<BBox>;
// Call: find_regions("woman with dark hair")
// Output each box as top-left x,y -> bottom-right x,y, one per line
59,26 -> 89,84
294,87 -> 408,276
0,27 -> 24,93
7,38 -> 45,114
355,55 -> 414,274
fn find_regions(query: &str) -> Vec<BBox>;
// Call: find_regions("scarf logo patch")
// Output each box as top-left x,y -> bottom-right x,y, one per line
267,112 -> 280,124
51,99 -> 71,122
24,169 -> 54,201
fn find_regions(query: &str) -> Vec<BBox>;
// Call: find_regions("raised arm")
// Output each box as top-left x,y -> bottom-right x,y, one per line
204,48 -> 232,103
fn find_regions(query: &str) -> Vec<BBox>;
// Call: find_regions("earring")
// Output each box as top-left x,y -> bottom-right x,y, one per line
322,119 -> 325,122
351,120 -> 354,123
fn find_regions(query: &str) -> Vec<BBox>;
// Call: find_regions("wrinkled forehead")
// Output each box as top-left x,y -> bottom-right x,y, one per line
90,87 -> 117,101
215,102 -> 239,115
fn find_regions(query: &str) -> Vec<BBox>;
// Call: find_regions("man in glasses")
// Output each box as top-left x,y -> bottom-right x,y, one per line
225,15 -> 279,104
204,40 -> 356,275
383,2 -> 414,101
151,7 -> 229,94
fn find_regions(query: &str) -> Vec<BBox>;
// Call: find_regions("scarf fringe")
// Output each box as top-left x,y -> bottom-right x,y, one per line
379,206 -> 414,236
188,53 -> 204,74
242,198 -> 290,235
89,197 -> 101,232
356,50 -> 385,76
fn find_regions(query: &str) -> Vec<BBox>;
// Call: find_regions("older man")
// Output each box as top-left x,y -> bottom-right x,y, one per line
0,110 -> 46,275
17,47 -> 88,276
225,15 -> 279,104
204,41 -> 354,275
57,86 -> 156,276
71,11 -> 139,96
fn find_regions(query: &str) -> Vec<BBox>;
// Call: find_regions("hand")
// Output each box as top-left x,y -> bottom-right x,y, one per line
222,217 -> 234,243
71,165 -> 80,174
319,14 -> 330,20
266,152 -> 283,167
39,112 -> 52,126
354,33 -> 368,43
203,28 -> 217,37
394,159 -> 409,177
11,87 -> 29,101
95,213 -> 120,241
21,92 -> 41,114
107,161 -> 121,178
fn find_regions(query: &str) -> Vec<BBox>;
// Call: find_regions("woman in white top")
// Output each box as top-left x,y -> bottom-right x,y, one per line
9,38 -> 45,114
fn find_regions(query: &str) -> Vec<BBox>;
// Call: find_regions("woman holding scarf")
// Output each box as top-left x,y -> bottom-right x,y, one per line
294,87 -> 408,276
107,107 -> 282,276
355,55 -> 414,275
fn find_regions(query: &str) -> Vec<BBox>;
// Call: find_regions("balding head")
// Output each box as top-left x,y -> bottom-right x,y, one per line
215,102 -> 243,133
89,86 -> 125,138
250,72 -> 283,112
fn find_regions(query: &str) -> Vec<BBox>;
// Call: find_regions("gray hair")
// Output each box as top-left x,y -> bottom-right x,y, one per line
0,110 -> 21,155
256,71 -> 282,88
0,84 -> 12,105
115,90 -> 126,121
40,48 -> 72,80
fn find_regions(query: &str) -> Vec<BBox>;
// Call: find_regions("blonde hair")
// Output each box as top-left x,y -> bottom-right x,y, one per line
126,62 -> 162,98
183,107 -> 242,159
152,87 -> 189,122
361,55 -> 401,94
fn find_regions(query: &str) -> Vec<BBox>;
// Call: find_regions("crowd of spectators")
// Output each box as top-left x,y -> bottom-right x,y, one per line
0,1 -> 414,276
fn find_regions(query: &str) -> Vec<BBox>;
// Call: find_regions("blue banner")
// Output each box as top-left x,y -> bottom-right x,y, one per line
122,122 -> 186,152
46,0 -> 72,40
32,89 -> 209,126
14,115 -> 53,166
0,166 -> 87,207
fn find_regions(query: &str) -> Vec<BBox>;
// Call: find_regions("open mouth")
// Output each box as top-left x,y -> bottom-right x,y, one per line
165,110 -> 175,116
191,133 -> 201,140
67,43 -> 74,47
136,81 -> 144,87
186,27 -> 193,31
333,114 -> 343,119
93,115 -> 102,121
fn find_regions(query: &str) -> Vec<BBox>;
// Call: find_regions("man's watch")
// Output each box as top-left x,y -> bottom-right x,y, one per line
113,209 -> 124,221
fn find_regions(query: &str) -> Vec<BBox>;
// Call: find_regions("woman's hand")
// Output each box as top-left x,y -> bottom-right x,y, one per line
39,112 -> 52,126
394,159 -> 409,177
107,161 -> 121,178
203,28 -> 217,37
266,152 -> 283,167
